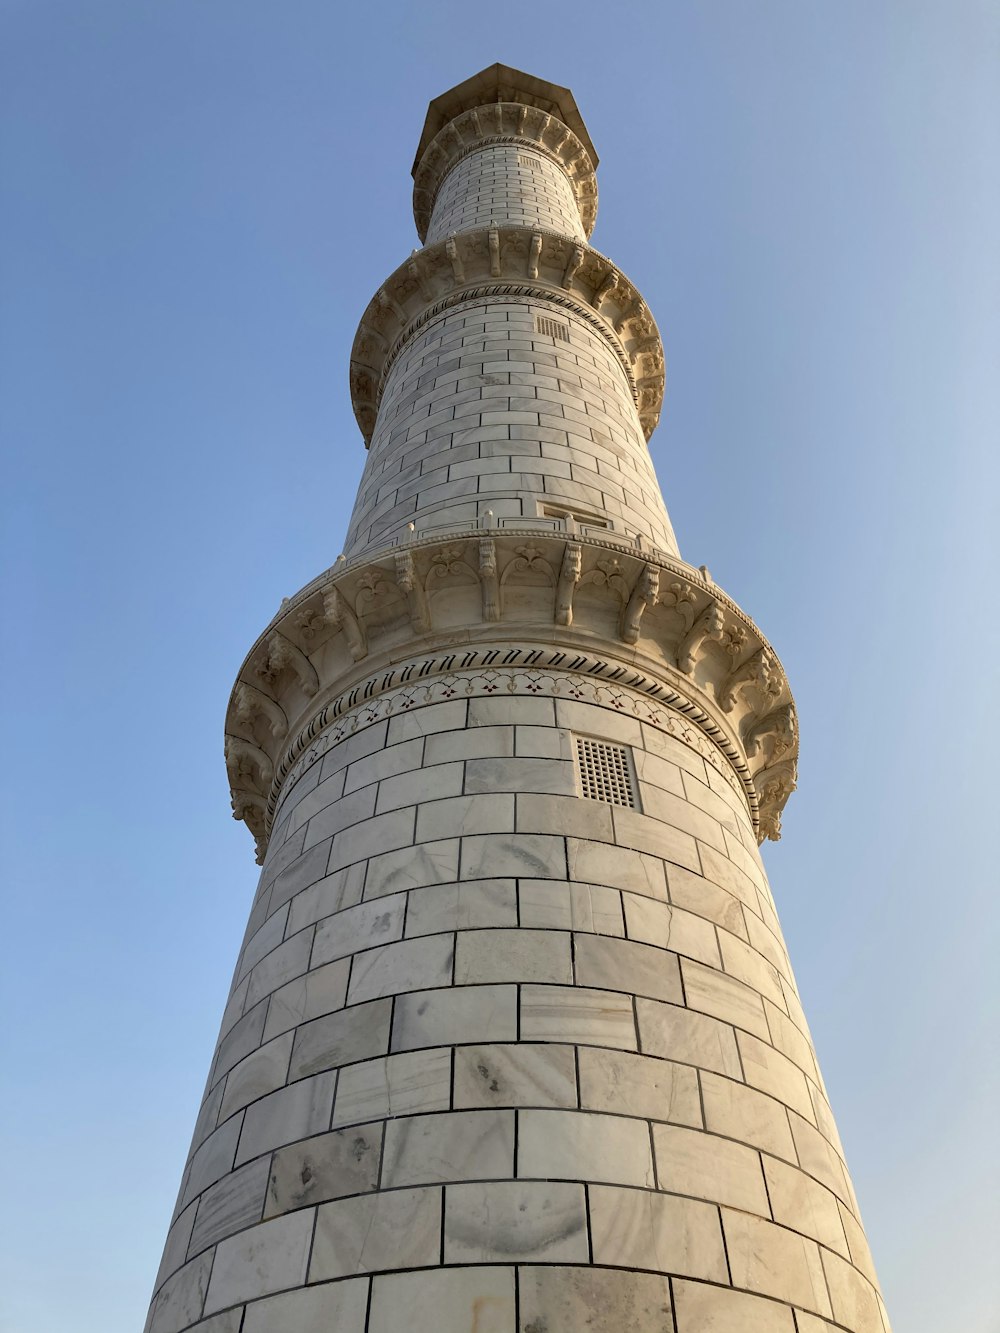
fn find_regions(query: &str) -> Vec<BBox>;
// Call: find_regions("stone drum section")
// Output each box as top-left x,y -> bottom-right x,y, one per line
146,63 -> 890,1333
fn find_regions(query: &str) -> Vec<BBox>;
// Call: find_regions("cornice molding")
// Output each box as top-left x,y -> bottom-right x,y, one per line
412,102 -> 597,242
350,227 -> 665,445
225,531 -> 797,861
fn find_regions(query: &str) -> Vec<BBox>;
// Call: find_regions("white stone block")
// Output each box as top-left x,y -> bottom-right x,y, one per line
241,1279 -> 369,1333
369,1267 -> 515,1333
309,1187 -> 441,1280
347,932 -> 455,1004
265,1121 -> 381,1217
204,1209 -> 313,1314
577,1047 -> 701,1127
589,1185 -> 727,1281
519,1109 -> 654,1187
455,927 -> 572,985
444,1181 -> 588,1263
521,1267 -> 673,1332
672,1279 -> 796,1332
235,1070 -> 336,1165
332,1047 -> 452,1126
382,1109 -> 514,1186
636,998 -> 741,1079
520,983 -> 636,1049
722,1208 -> 832,1318
405,880 -> 517,936
392,984 -> 518,1051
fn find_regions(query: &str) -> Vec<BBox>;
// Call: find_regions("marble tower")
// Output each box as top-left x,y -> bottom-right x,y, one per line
146,65 -> 890,1333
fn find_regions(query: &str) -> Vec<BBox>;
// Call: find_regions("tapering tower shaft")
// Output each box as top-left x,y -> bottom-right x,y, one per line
146,64 -> 889,1333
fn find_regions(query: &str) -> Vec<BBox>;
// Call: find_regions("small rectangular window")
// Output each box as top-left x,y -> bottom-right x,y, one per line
575,737 -> 638,808
539,503 -> 610,530
534,315 -> 570,343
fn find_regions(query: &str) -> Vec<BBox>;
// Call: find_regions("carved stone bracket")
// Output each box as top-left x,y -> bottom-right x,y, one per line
756,759 -> 798,842
479,537 -> 499,622
719,647 -> 782,715
621,563 -> 659,645
745,703 -> 798,771
350,225 -> 665,445
224,735 -> 273,790
254,632 -> 319,698
394,549 -> 430,633
232,682 -> 287,740
556,542 -> 582,626
322,585 -> 367,663
676,603 -> 726,675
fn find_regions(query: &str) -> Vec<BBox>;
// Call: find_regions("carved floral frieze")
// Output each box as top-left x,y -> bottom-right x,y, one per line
226,530 -> 797,862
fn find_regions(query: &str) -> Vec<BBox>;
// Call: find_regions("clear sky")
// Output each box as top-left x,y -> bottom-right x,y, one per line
1,2 -> 997,1330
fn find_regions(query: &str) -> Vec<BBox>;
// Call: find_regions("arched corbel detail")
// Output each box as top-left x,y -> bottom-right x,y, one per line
394,549 -> 430,634
255,632 -> 319,697
719,647 -> 782,715
756,759 -> 798,842
232,682 -> 287,740
621,563 -> 659,645
745,703 -> 798,769
676,602 -> 726,675
479,536 -> 500,622
322,584 -> 367,663
224,735 -> 273,790
555,542 -> 582,626
231,791 -> 267,864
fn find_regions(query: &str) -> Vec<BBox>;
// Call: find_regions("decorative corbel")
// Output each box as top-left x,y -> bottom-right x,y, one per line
621,563 -> 659,645
407,253 -> 432,302
551,124 -> 571,155
755,759 -> 798,843
233,682 -> 287,740
255,632 -> 319,697
516,104 -> 528,135
563,247 -> 585,290
446,234 -> 464,285
394,549 -> 430,634
745,703 -> 798,767
224,735 -> 273,790
376,286 -> 405,327
676,602 -> 726,675
527,232 -> 543,280
468,109 -> 482,139
231,791 -> 267,864
488,225 -> 501,277
479,536 -> 499,622
322,584 -> 367,663
719,647 -> 781,715
555,542 -> 582,626
593,271 -> 618,311
615,297 -> 647,334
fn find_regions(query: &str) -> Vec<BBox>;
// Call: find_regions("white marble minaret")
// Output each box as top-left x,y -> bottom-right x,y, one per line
146,64 -> 890,1333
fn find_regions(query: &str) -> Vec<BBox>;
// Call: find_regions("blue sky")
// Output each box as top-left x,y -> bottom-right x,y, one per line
1,3 -> 997,1330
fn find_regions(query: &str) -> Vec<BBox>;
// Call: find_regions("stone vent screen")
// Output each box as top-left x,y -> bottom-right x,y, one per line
575,737 -> 637,808
534,315 -> 570,343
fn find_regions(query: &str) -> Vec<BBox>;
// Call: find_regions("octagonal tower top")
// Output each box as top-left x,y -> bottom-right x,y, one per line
411,63 -> 600,242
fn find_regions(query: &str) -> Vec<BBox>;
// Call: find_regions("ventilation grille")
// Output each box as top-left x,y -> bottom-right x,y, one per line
575,738 -> 637,808
517,152 -> 539,169
534,315 -> 570,343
